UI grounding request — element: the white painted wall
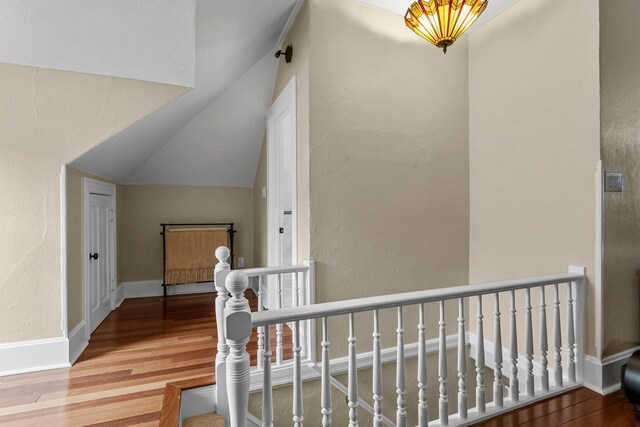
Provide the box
[71,0,296,187]
[0,0,196,87]
[127,51,279,187]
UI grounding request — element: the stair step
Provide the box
[184,413,225,427]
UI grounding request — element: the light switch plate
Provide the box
[261,186,267,199]
[605,171,624,192]
[237,257,245,268]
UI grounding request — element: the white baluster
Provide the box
[293,272,300,307]
[214,247,231,424]
[257,275,265,370]
[540,286,549,392]
[457,298,467,420]
[509,290,519,402]
[438,301,449,426]
[476,296,486,414]
[525,288,534,397]
[417,303,428,426]
[293,320,304,426]
[553,283,563,387]
[567,281,576,383]
[276,274,283,364]
[224,271,252,427]
[348,313,359,426]
[493,293,503,408]
[302,269,309,308]
[373,310,383,427]
[321,317,332,427]
[262,326,274,427]
[214,247,231,366]
[396,307,407,427]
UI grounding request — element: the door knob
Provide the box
[89,253,99,260]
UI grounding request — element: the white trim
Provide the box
[248,332,460,392]
[252,272,584,326]
[267,74,298,270]
[469,332,558,390]
[68,321,89,365]
[0,337,70,377]
[83,177,117,341]
[429,383,584,427]
[276,0,304,49]
[468,331,636,396]
[595,160,604,357]
[121,280,215,299]
[60,166,68,339]
[181,385,218,421]
[116,284,125,307]
[583,347,640,395]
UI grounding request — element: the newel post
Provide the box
[225,271,252,427]
[214,246,231,423]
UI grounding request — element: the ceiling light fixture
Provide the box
[405,0,488,54]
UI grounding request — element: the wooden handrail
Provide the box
[251,272,584,327]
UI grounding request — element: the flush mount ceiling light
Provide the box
[405,0,488,54]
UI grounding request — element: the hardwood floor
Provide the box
[0,292,290,426]
[2,293,639,426]
[473,388,640,426]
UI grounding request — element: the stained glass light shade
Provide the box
[405,0,488,53]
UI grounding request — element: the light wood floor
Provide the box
[0,292,289,426]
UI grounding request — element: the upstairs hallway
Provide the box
[0,292,290,426]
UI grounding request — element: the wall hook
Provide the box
[275,45,293,63]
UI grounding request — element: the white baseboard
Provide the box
[469,332,638,396]
[116,284,125,307]
[583,347,640,395]
[121,279,215,299]
[248,333,461,392]
[469,332,553,389]
[0,337,70,377]
[68,321,89,365]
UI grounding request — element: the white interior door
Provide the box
[88,193,113,333]
[267,76,297,310]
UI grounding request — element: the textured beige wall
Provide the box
[0,62,187,344]
[65,167,124,331]
[468,0,601,356]
[308,0,470,353]
[120,185,254,282]
[600,0,640,356]
[253,0,311,267]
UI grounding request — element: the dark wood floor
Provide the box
[0,292,290,426]
[474,387,640,426]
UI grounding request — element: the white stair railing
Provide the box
[213,247,315,426]
[241,262,316,365]
[214,247,232,425]
[218,261,585,427]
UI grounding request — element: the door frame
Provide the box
[83,177,117,341]
[267,75,298,269]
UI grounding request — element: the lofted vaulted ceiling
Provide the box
[69,0,297,187]
[37,0,518,188]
